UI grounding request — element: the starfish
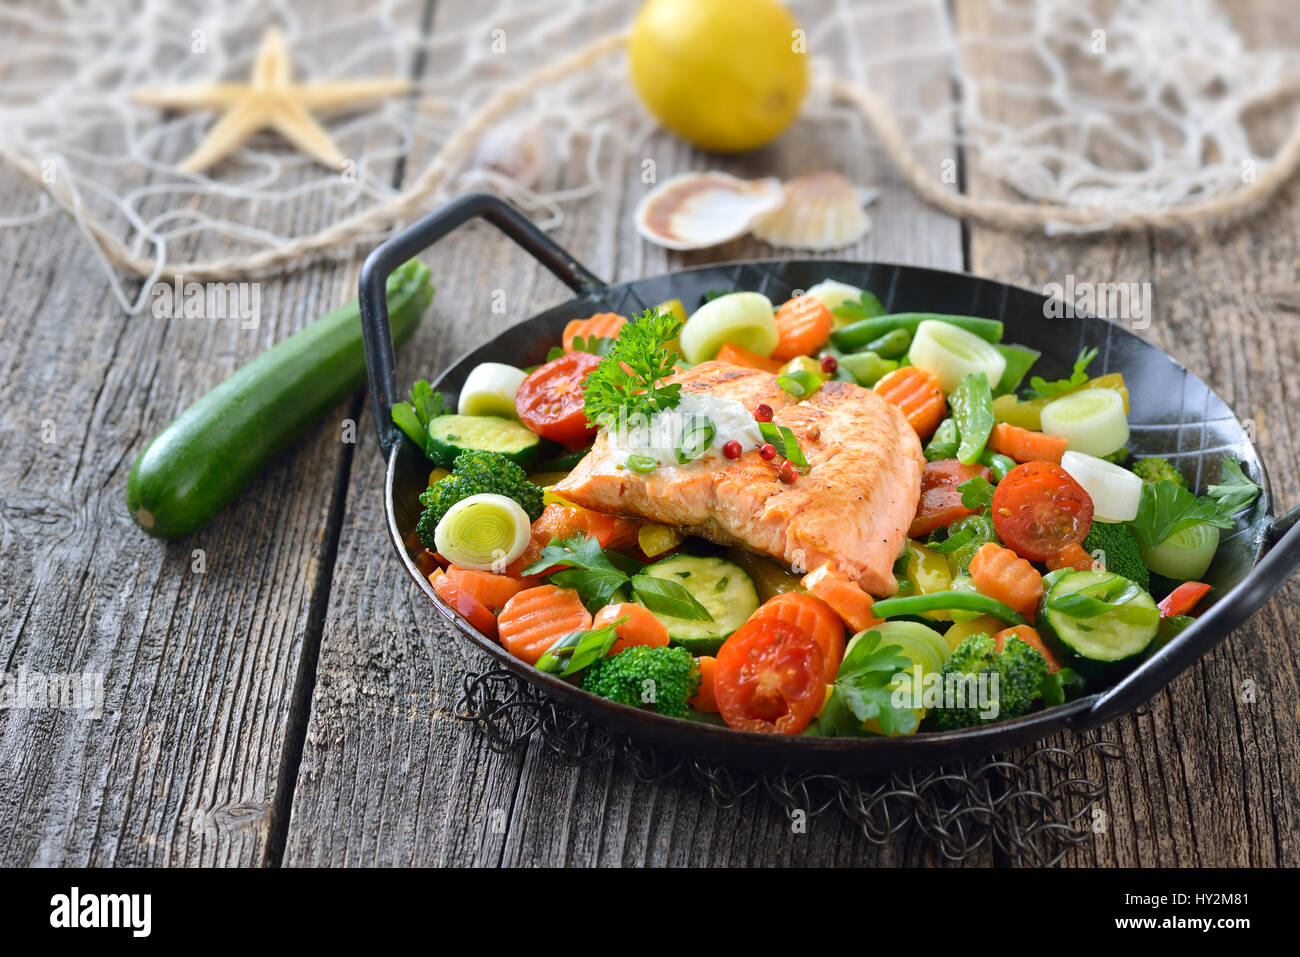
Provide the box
[133,26,411,173]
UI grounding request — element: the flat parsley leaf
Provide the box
[958,475,995,510]
[830,289,886,323]
[1206,458,1261,516]
[391,380,444,457]
[1127,480,1234,551]
[1025,346,1098,399]
[818,631,918,737]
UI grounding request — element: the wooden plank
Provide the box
[283,2,971,867]
[0,4,432,865]
[957,0,1300,867]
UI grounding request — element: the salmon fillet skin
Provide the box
[554,361,925,600]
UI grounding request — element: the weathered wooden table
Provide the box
[2,1,1297,867]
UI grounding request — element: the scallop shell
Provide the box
[751,173,872,250]
[635,172,785,250]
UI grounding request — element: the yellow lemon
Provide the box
[628,0,808,152]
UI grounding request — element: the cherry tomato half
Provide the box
[515,351,601,445]
[991,461,1094,562]
[714,618,826,735]
[908,459,993,538]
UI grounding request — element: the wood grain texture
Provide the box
[0,3,429,866]
[957,0,1300,867]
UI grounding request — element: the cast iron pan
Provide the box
[358,193,1300,773]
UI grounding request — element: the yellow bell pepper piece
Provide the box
[638,523,685,558]
[428,467,450,487]
[941,614,1004,652]
[902,541,954,621]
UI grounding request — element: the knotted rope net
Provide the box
[2,0,1297,313]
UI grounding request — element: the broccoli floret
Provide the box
[415,450,543,548]
[581,645,700,718]
[1081,521,1149,590]
[1131,456,1186,488]
[934,634,1048,729]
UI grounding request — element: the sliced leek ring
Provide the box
[1040,388,1129,457]
[1141,522,1220,581]
[433,493,530,571]
[1061,450,1142,523]
[679,292,778,363]
[458,362,527,419]
[907,320,1008,394]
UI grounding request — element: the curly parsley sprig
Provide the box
[582,308,684,429]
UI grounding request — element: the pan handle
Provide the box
[359,192,605,454]
[1071,503,1300,730]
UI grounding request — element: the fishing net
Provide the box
[1,0,1297,312]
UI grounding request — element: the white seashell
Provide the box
[471,120,546,189]
[635,172,785,251]
[751,173,872,250]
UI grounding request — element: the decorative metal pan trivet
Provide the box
[457,664,1121,866]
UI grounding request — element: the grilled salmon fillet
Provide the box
[555,361,925,613]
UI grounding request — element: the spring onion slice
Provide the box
[1039,388,1129,457]
[1060,450,1142,522]
[433,493,531,571]
[1140,522,1220,581]
[776,368,822,397]
[625,453,659,474]
[677,418,716,464]
[907,320,1008,394]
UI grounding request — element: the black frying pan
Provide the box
[358,193,1300,773]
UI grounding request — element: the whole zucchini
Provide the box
[126,259,434,538]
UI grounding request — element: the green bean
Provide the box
[861,327,912,359]
[830,312,1004,352]
[870,590,1028,626]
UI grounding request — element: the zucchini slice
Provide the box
[1038,570,1160,680]
[426,414,539,470]
[642,554,759,655]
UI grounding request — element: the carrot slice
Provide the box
[874,367,947,441]
[431,568,499,640]
[689,655,720,713]
[593,602,670,655]
[715,341,784,373]
[1046,542,1094,572]
[749,592,847,681]
[563,312,626,351]
[993,624,1060,673]
[771,294,833,361]
[444,565,529,613]
[497,585,592,664]
[802,566,883,634]
[969,542,1044,620]
[987,421,1069,465]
